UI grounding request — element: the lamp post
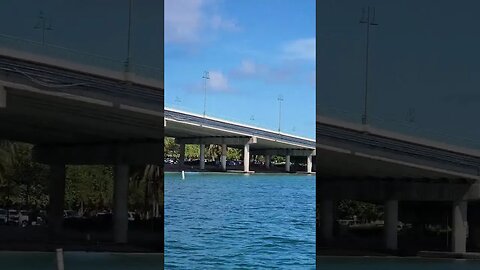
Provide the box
[359,6,378,125]
[125,0,133,72]
[277,95,284,132]
[202,71,210,117]
[33,11,53,45]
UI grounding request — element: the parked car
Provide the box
[128,212,135,221]
[18,210,29,227]
[8,209,19,225]
[0,209,7,224]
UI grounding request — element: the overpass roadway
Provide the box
[316,115,480,253]
[165,108,316,173]
[0,44,163,245]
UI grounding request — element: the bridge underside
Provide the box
[0,55,164,245]
[165,118,310,151]
[316,120,480,253]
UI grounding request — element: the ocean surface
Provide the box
[164,172,316,269]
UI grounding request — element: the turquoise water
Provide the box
[164,172,316,269]
[0,251,164,270]
[317,257,480,269]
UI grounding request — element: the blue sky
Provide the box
[165,0,316,139]
[318,0,480,149]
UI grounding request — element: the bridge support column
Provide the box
[178,143,185,168]
[307,154,313,173]
[221,144,227,171]
[320,199,334,243]
[243,143,250,172]
[0,86,5,108]
[200,144,205,170]
[113,164,129,244]
[265,155,271,169]
[384,199,398,251]
[452,200,468,253]
[48,164,66,240]
[285,155,291,172]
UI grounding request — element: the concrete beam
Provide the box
[32,142,163,165]
[317,178,476,202]
[250,148,315,157]
[175,136,256,146]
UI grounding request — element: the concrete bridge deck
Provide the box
[165,108,316,173]
[316,116,480,253]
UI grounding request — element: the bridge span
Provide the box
[0,36,163,245]
[317,116,480,253]
[165,108,316,173]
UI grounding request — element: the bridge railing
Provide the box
[318,105,480,151]
[0,34,162,83]
[167,102,315,143]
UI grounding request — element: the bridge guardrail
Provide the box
[0,34,162,82]
[318,105,480,151]
[165,109,316,149]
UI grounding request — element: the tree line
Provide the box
[0,141,163,218]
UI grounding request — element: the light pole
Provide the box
[33,11,53,45]
[359,6,378,125]
[277,95,284,132]
[125,0,133,72]
[202,71,210,117]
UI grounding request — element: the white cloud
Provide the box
[238,59,257,75]
[281,38,316,61]
[165,0,239,44]
[208,71,230,91]
[165,0,203,43]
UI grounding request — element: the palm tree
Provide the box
[0,141,16,206]
[130,164,163,219]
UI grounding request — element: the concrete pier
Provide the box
[244,143,250,172]
[200,144,205,170]
[48,164,66,240]
[452,200,468,253]
[320,199,334,242]
[113,164,129,244]
[179,143,185,167]
[221,144,227,171]
[384,199,398,251]
[307,154,313,173]
[285,155,291,172]
[265,155,271,169]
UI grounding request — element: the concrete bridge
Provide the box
[317,115,480,253]
[165,108,316,173]
[0,34,163,244]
